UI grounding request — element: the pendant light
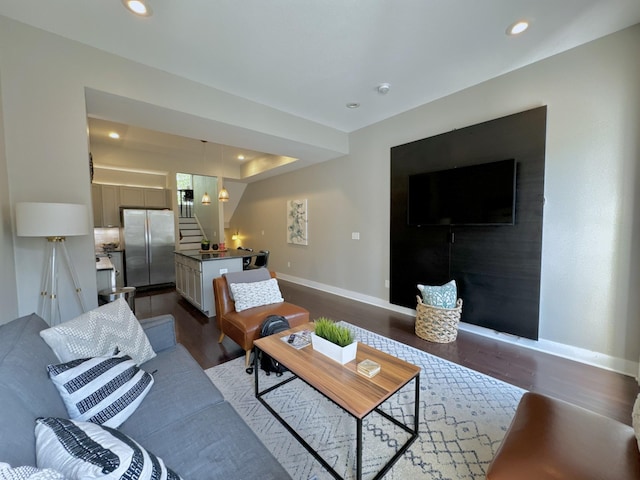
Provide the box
[218,145,230,202]
[201,140,211,205]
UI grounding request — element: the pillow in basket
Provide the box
[417,280,457,308]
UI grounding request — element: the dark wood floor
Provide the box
[135,280,638,426]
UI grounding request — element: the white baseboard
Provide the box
[276,272,639,379]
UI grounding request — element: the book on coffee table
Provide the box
[281,330,312,350]
[357,359,381,378]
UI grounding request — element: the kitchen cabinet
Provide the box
[144,188,168,207]
[120,186,170,208]
[119,186,145,207]
[92,186,171,227]
[175,255,203,311]
[92,184,121,227]
[174,253,243,317]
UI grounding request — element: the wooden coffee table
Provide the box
[253,323,421,480]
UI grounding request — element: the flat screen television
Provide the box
[407,159,516,226]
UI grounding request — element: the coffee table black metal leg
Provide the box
[357,418,363,479]
[254,346,259,396]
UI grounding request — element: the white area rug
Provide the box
[205,323,525,480]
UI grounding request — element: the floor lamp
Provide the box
[16,202,89,325]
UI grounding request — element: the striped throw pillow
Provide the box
[35,417,182,480]
[47,354,154,428]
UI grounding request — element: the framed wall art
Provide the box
[287,199,308,245]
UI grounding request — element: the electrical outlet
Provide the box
[261,230,265,236]
[219,268,228,274]
[287,262,291,268]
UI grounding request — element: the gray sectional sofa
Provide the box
[0,312,291,479]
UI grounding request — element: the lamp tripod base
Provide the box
[38,237,87,325]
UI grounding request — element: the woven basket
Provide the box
[415,295,463,343]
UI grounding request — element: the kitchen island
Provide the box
[174,249,264,317]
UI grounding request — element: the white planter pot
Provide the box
[311,333,357,365]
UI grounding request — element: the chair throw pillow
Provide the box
[35,417,182,480]
[224,269,271,300]
[229,278,284,312]
[0,463,64,480]
[47,354,154,428]
[40,297,156,366]
[417,280,457,308]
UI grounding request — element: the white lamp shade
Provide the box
[16,202,89,237]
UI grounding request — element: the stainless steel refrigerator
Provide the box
[122,209,175,288]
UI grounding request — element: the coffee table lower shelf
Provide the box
[253,347,420,480]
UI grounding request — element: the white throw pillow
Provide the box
[47,354,154,428]
[632,393,640,451]
[35,417,182,480]
[229,278,284,312]
[0,463,64,480]
[40,298,156,366]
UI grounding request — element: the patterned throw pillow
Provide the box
[229,278,284,312]
[0,463,64,480]
[224,269,271,300]
[40,298,156,366]
[35,418,182,480]
[47,354,154,428]
[417,280,457,308]
[632,394,640,451]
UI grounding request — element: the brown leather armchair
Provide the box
[213,271,309,367]
[487,392,640,479]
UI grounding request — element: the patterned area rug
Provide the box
[205,323,525,480]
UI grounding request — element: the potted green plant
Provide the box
[311,317,357,364]
[200,239,210,251]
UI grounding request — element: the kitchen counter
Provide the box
[96,256,114,271]
[174,251,248,317]
[174,249,265,262]
[96,256,116,293]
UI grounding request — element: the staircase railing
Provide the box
[193,214,208,241]
[178,189,194,218]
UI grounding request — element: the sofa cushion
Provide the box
[229,278,284,312]
[0,463,64,480]
[40,298,156,366]
[134,402,290,480]
[0,315,68,467]
[35,417,182,479]
[47,354,154,428]
[119,344,225,439]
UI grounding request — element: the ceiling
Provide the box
[2,1,639,178]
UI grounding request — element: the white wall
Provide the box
[0,16,346,325]
[231,25,640,374]
[0,72,18,321]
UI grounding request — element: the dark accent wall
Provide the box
[390,106,546,340]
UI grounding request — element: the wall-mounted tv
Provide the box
[407,159,517,226]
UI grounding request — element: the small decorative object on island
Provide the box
[200,239,210,251]
[311,317,357,364]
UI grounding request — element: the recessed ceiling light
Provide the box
[346,102,360,109]
[108,132,120,139]
[122,0,152,17]
[507,20,529,36]
[237,154,245,161]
